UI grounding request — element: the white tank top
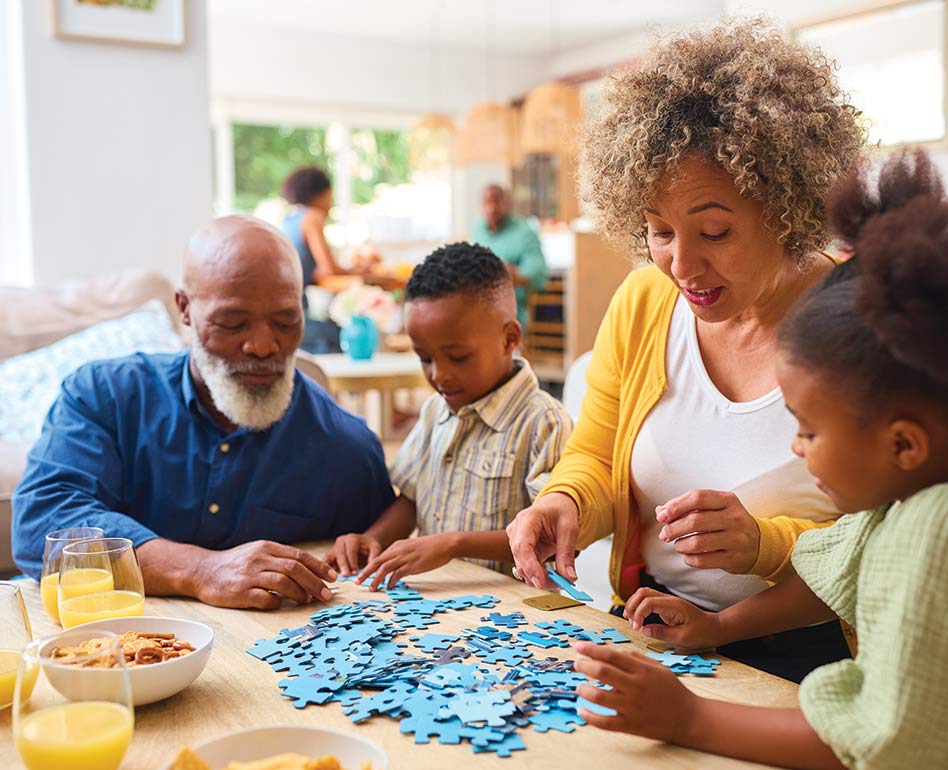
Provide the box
[631,296,836,611]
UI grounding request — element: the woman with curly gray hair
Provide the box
[507,19,866,682]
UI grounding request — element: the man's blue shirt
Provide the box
[12,350,395,578]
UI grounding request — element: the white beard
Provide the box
[190,338,296,431]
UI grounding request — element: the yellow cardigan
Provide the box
[539,265,834,602]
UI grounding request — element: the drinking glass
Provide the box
[0,581,33,709]
[14,631,134,770]
[40,527,105,625]
[58,538,145,629]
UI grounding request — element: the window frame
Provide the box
[791,0,948,150]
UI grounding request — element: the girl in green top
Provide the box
[573,148,948,770]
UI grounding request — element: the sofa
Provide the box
[0,270,327,577]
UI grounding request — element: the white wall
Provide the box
[4,0,213,287]
[0,1,32,286]
[209,21,551,120]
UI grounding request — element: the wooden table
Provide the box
[308,353,430,439]
[1,553,798,770]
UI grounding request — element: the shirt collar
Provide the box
[435,356,538,432]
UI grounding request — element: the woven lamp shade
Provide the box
[520,82,582,155]
[409,113,456,172]
[456,101,518,166]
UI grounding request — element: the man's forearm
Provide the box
[717,574,837,645]
[137,538,207,597]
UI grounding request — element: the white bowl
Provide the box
[40,616,213,706]
[161,726,389,770]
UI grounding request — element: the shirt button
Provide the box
[208,503,220,514]
[220,443,230,453]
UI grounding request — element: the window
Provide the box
[795,0,946,146]
[232,123,332,213]
[218,119,451,253]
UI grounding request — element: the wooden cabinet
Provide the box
[524,231,634,382]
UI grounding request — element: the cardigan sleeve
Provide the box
[538,275,628,549]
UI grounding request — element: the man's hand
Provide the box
[623,587,724,649]
[656,490,761,574]
[357,534,458,590]
[573,641,699,742]
[506,492,580,589]
[189,540,337,609]
[324,533,383,577]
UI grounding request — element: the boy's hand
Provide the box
[623,588,723,649]
[573,641,699,742]
[357,535,456,590]
[324,534,383,577]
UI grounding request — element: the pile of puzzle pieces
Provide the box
[246,577,719,757]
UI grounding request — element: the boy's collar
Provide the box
[436,356,537,431]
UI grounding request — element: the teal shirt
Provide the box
[471,215,548,329]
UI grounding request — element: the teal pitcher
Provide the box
[340,315,379,360]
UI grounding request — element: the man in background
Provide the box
[471,185,548,330]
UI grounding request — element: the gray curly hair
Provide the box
[581,18,868,264]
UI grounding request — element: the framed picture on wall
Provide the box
[51,0,185,49]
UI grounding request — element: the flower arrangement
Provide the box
[328,282,401,334]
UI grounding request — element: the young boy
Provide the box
[325,242,571,586]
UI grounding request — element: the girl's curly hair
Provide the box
[581,18,868,264]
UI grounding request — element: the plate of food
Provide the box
[39,615,213,705]
[165,726,388,770]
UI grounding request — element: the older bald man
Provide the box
[12,216,394,609]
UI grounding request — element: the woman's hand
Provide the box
[324,534,382,577]
[623,588,724,649]
[574,641,699,742]
[505,492,580,589]
[356,535,457,590]
[657,490,761,574]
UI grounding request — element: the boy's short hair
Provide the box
[406,242,511,304]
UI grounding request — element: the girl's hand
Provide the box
[623,588,724,649]
[324,534,382,577]
[573,641,699,742]
[357,535,456,590]
[657,490,761,574]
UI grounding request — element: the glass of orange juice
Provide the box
[58,538,145,630]
[14,631,134,770]
[40,527,106,625]
[0,581,34,709]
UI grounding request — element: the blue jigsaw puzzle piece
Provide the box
[395,611,442,630]
[409,633,460,653]
[529,706,586,733]
[440,594,500,610]
[467,625,512,641]
[438,690,516,726]
[247,636,296,661]
[580,627,631,645]
[476,646,534,666]
[472,732,526,758]
[279,673,347,708]
[518,631,570,649]
[544,568,593,601]
[343,681,416,723]
[482,612,527,628]
[534,619,586,638]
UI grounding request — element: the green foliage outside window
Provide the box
[349,128,411,205]
[232,123,332,213]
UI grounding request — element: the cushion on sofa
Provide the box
[0,269,179,361]
[0,299,182,446]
